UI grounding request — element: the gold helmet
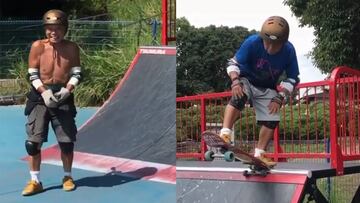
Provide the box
[260,16,289,42]
[43,9,68,31]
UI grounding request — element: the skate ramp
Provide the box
[74,48,176,165]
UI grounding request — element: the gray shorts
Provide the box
[229,77,280,121]
[25,105,77,143]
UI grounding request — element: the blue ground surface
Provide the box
[0,106,175,203]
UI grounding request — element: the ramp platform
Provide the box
[177,160,360,203]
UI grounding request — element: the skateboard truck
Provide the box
[205,150,235,162]
[243,165,270,177]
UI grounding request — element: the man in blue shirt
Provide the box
[220,16,300,167]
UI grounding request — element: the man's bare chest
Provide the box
[39,48,72,68]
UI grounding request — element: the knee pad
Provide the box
[257,120,279,130]
[25,140,41,156]
[229,94,248,111]
[59,142,74,154]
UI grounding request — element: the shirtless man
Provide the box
[22,9,82,196]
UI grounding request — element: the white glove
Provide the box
[54,87,71,102]
[41,89,58,108]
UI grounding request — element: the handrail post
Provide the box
[329,70,343,175]
[273,126,280,161]
[161,0,168,45]
[200,97,206,160]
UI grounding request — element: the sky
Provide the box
[176,0,327,83]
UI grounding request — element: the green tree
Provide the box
[284,0,360,73]
[176,17,256,96]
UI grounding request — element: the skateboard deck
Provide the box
[202,131,271,177]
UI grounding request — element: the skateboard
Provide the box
[202,131,271,177]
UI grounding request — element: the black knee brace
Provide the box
[25,140,41,156]
[59,142,74,154]
[229,94,248,111]
[257,120,279,129]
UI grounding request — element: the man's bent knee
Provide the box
[59,142,74,154]
[25,140,41,156]
[258,121,279,130]
[229,94,248,111]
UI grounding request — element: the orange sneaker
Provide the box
[62,176,76,191]
[220,133,231,144]
[257,154,277,168]
[22,180,43,196]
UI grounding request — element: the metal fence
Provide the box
[0,18,161,78]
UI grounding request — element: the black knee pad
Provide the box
[59,142,74,154]
[229,94,248,111]
[257,120,279,129]
[25,140,41,156]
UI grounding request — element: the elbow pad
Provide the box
[226,58,240,75]
[279,78,298,94]
[28,68,43,90]
[67,66,82,86]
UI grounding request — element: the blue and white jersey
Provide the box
[234,34,299,89]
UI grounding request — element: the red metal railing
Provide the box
[161,0,176,45]
[176,66,360,175]
[329,66,360,174]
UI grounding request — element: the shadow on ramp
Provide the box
[45,167,157,192]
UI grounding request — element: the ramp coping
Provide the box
[176,166,311,177]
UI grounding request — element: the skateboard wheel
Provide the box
[243,170,250,177]
[260,171,267,177]
[224,151,234,162]
[205,151,215,161]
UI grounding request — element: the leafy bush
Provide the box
[74,44,136,106]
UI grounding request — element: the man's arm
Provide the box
[28,40,58,107]
[28,41,46,93]
[66,43,81,92]
[279,45,300,97]
[227,58,240,81]
[55,43,82,102]
[226,57,245,98]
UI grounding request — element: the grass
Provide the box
[0,79,26,96]
[315,173,360,203]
